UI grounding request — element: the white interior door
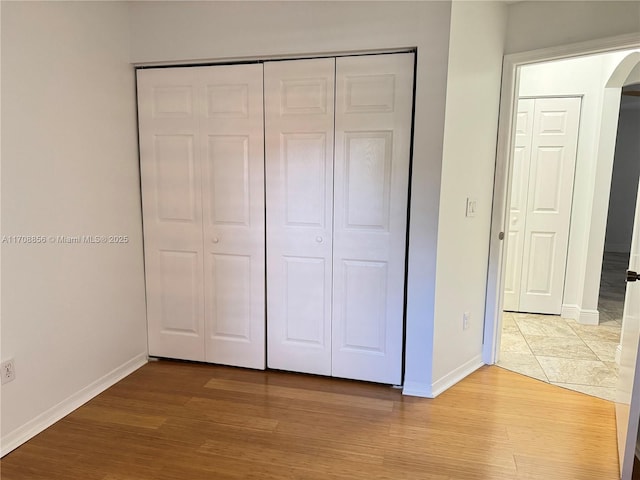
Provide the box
[331,53,414,384]
[617,176,640,479]
[503,99,534,312]
[265,58,336,375]
[200,64,265,369]
[518,97,581,314]
[138,67,206,361]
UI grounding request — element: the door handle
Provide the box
[212,237,219,244]
[627,270,639,282]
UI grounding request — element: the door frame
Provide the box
[135,50,418,384]
[482,32,640,365]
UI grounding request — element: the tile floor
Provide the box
[497,252,628,402]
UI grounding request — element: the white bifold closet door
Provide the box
[264,58,336,376]
[504,99,535,312]
[332,54,413,384]
[265,53,414,384]
[138,64,266,368]
[504,97,581,315]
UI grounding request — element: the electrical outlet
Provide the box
[1,359,16,385]
[463,312,471,330]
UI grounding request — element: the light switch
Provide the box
[466,198,477,217]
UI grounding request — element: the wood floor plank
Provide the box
[204,377,396,412]
[0,361,620,479]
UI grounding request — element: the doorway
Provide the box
[487,48,640,402]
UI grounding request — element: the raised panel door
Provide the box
[265,58,335,375]
[200,64,265,369]
[332,53,414,384]
[504,99,534,311]
[519,97,581,314]
[138,67,206,361]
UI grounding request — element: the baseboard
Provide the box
[561,304,580,321]
[0,352,147,457]
[402,381,435,398]
[562,304,600,325]
[430,354,484,398]
[578,309,600,325]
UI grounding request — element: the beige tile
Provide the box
[514,316,578,338]
[551,382,616,402]
[605,361,620,375]
[524,335,597,360]
[583,340,619,362]
[497,352,548,382]
[512,312,543,321]
[536,356,617,387]
[569,323,621,343]
[501,314,520,333]
[500,331,532,354]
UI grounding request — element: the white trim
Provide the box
[0,353,147,457]
[561,304,581,321]
[506,33,640,67]
[132,47,417,68]
[402,381,434,398]
[578,309,600,326]
[430,355,484,398]
[483,32,640,368]
[482,56,519,366]
[617,344,623,365]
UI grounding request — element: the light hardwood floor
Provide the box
[0,360,620,479]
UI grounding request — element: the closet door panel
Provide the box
[519,97,581,314]
[332,53,414,384]
[265,58,335,375]
[138,68,206,361]
[201,64,266,369]
[504,99,535,312]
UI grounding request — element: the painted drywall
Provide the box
[605,93,640,253]
[431,1,506,391]
[506,1,640,55]
[433,2,506,394]
[1,1,148,453]
[518,50,639,324]
[581,52,640,322]
[129,0,452,396]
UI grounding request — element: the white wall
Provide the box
[129,0,452,396]
[582,52,640,322]
[605,93,640,253]
[1,2,148,455]
[506,1,640,55]
[518,50,639,324]
[431,1,506,393]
